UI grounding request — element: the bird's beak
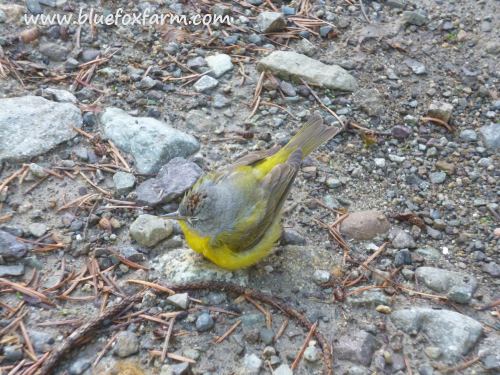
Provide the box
[161,211,187,221]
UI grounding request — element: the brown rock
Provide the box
[340,210,390,240]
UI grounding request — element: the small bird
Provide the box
[164,115,338,270]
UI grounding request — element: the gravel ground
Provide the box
[0,0,499,374]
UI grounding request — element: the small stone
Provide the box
[113,171,136,195]
[390,229,416,249]
[28,223,47,237]
[279,81,296,97]
[274,364,293,375]
[340,210,390,240]
[335,330,379,366]
[394,249,412,266]
[68,358,91,375]
[479,123,500,150]
[304,344,321,362]
[376,305,392,314]
[257,12,286,33]
[186,56,206,69]
[427,101,453,123]
[39,42,69,61]
[404,59,426,75]
[326,177,342,188]
[281,229,306,245]
[195,312,214,332]
[193,75,219,92]
[171,362,190,375]
[416,267,478,303]
[259,328,274,345]
[212,94,230,108]
[482,262,500,278]
[3,345,23,362]
[402,10,427,26]
[114,331,139,358]
[313,270,330,284]
[0,264,25,277]
[374,158,386,168]
[167,293,190,310]
[391,125,411,139]
[429,171,446,184]
[129,214,173,247]
[354,88,384,117]
[0,230,28,259]
[242,353,262,374]
[205,54,233,77]
[435,160,455,174]
[424,346,441,360]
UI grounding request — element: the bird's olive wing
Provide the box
[229,145,281,168]
[213,150,302,252]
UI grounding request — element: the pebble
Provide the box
[135,158,202,207]
[427,101,453,123]
[394,249,412,266]
[113,171,136,195]
[404,59,426,75]
[3,345,23,362]
[335,330,379,366]
[281,229,306,245]
[391,308,482,361]
[242,353,262,374]
[256,12,286,33]
[205,53,233,77]
[68,358,91,375]
[429,171,446,184]
[376,305,392,314]
[0,264,25,277]
[391,125,411,139]
[114,331,139,357]
[390,228,416,249]
[212,94,230,108]
[129,214,173,247]
[167,293,190,310]
[259,328,274,345]
[195,312,214,332]
[28,223,48,237]
[304,343,321,362]
[402,10,428,26]
[193,75,219,92]
[326,177,342,188]
[313,270,330,284]
[374,158,386,168]
[0,230,28,259]
[340,210,390,240]
[274,364,293,375]
[39,42,69,61]
[479,123,500,150]
[482,262,500,278]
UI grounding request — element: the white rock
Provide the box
[205,54,233,77]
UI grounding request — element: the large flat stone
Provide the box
[0,96,82,162]
[257,51,357,92]
[100,108,199,174]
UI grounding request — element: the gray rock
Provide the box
[100,107,199,174]
[135,158,202,207]
[340,210,390,240]
[415,267,478,303]
[171,362,190,375]
[348,290,390,307]
[482,262,500,278]
[205,54,233,77]
[391,308,482,362]
[0,230,28,259]
[39,0,67,6]
[279,81,296,97]
[335,330,379,366]
[374,158,386,168]
[129,214,173,247]
[478,333,500,372]
[114,331,139,357]
[157,247,249,285]
[295,38,317,57]
[404,59,426,75]
[390,228,416,249]
[28,223,47,237]
[186,56,206,69]
[30,330,55,352]
[304,344,321,362]
[274,364,293,375]
[429,171,446,184]
[354,88,384,116]
[193,75,219,92]
[68,358,91,375]
[0,264,25,277]
[167,293,190,310]
[195,312,214,332]
[3,345,23,362]
[281,228,306,245]
[428,101,454,123]
[326,177,342,188]
[394,249,412,266]
[386,0,406,8]
[256,12,286,33]
[459,129,477,142]
[402,11,427,26]
[113,171,136,195]
[479,123,500,150]
[0,9,6,23]
[241,353,262,374]
[313,270,330,284]
[258,51,357,92]
[0,96,82,162]
[415,247,441,260]
[391,125,412,139]
[347,366,370,375]
[43,88,78,104]
[39,42,69,61]
[213,94,230,108]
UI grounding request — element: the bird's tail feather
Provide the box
[283,114,338,158]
